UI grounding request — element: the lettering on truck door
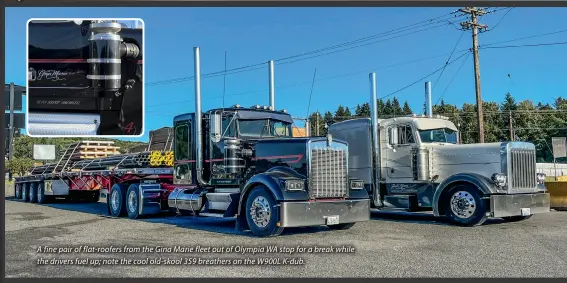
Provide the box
[386,124,416,180]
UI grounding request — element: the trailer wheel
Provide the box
[15,184,22,199]
[108,184,128,217]
[126,184,142,219]
[37,182,48,204]
[22,183,30,202]
[245,186,284,237]
[327,222,356,230]
[443,184,488,227]
[502,215,533,222]
[29,183,38,203]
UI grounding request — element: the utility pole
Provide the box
[315,111,320,136]
[8,82,15,160]
[508,110,514,141]
[459,7,488,143]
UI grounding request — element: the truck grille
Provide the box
[309,143,348,199]
[508,148,537,190]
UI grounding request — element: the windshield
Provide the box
[238,119,292,138]
[418,128,458,144]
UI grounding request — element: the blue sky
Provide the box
[5,7,567,142]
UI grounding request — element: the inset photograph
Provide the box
[26,18,144,137]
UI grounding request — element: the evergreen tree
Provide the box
[402,101,413,115]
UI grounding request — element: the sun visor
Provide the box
[236,111,293,124]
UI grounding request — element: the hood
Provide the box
[423,142,503,180]
[252,137,347,177]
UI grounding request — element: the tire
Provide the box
[108,184,128,217]
[327,222,356,230]
[29,183,38,203]
[37,182,48,204]
[126,184,141,219]
[443,184,488,227]
[245,186,284,237]
[502,215,533,222]
[15,184,22,199]
[22,183,30,202]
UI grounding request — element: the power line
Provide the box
[435,52,471,106]
[143,12,472,88]
[486,8,514,32]
[380,51,471,100]
[432,31,466,91]
[481,41,567,49]
[146,50,468,109]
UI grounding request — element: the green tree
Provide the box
[402,101,413,115]
[308,111,325,137]
[6,157,35,176]
[392,97,402,117]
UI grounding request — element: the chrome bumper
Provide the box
[490,193,550,218]
[280,199,370,228]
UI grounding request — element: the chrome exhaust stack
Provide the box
[194,47,206,185]
[268,60,275,111]
[167,188,203,214]
[369,73,382,206]
[425,81,432,117]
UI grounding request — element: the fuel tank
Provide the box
[27,20,143,135]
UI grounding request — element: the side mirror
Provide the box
[389,127,398,146]
[210,113,222,142]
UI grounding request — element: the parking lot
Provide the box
[4,183,567,278]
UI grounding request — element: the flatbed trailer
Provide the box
[14,145,175,215]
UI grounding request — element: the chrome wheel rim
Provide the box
[450,191,476,219]
[249,196,271,228]
[111,190,120,211]
[128,190,137,213]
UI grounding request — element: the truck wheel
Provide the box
[22,183,30,202]
[29,183,38,203]
[443,184,488,227]
[327,222,356,230]
[245,186,284,237]
[37,182,48,204]
[502,215,532,222]
[108,184,128,217]
[15,184,22,199]
[126,184,142,219]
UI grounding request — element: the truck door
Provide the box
[385,124,416,180]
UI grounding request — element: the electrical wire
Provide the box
[380,51,471,100]
[434,51,471,106]
[432,31,466,91]
[144,12,471,87]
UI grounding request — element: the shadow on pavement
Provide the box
[5,196,335,238]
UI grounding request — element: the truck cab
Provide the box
[329,114,551,226]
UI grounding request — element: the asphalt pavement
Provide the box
[4,184,567,278]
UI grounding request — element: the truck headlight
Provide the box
[283,179,305,191]
[536,173,546,184]
[350,180,364,190]
[491,173,507,187]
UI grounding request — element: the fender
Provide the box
[236,166,310,230]
[432,172,498,216]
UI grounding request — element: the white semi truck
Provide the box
[328,73,551,226]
